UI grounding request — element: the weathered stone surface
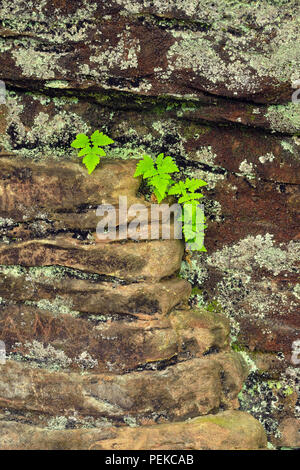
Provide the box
[0,157,140,214]
[0,410,267,450]
[276,418,300,449]
[1,91,299,179]
[0,0,299,448]
[195,233,300,358]
[0,305,178,374]
[0,237,184,281]
[0,354,248,422]
[169,307,230,356]
[0,0,299,103]
[0,268,191,317]
[0,157,143,233]
[238,370,299,444]
[0,420,114,450]
[0,302,230,374]
[92,410,267,451]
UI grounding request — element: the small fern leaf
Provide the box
[82,153,100,174]
[157,155,179,175]
[134,155,156,178]
[71,134,90,149]
[91,130,114,147]
[185,178,208,191]
[178,193,204,204]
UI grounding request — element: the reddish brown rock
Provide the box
[92,410,267,451]
[0,305,178,374]
[0,1,298,103]
[0,0,299,449]
[0,303,229,374]
[169,307,230,356]
[0,300,233,374]
[0,420,114,450]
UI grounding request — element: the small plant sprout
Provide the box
[134,153,179,203]
[170,179,207,252]
[71,130,114,174]
[134,154,208,251]
[70,132,208,252]
[168,178,207,203]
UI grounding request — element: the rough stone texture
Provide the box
[0,269,191,317]
[276,418,300,448]
[0,0,298,448]
[0,0,299,104]
[0,354,248,422]
[0,410,267,450]
[0,151,260,448]
[0,237,184,281]
[92,410,267,451]
[0,304,230,374]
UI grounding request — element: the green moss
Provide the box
[206,299,223,314]
[231,342,245,352]
[191,413,239,430]
[183,123,211,141]
[190,287,203,296]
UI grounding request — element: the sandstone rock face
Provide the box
[0,236,184,281]
[0,0,298,448]
[276,418,300,449]
[0,353,247,422]
[92,410,267,451]
[0,156,265,449]
[0,411,267,450]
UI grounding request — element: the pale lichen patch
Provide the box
[207,234,300,277]
[266,103,300,134]
[259,153,275,164]
[194,146,217,166]
[238,160,255,178]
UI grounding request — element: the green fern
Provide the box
[134,155,207,251]
[134,153,179,202]
[71,130,114,174]
[169,178,207,251]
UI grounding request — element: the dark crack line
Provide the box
[3,83,296,139]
